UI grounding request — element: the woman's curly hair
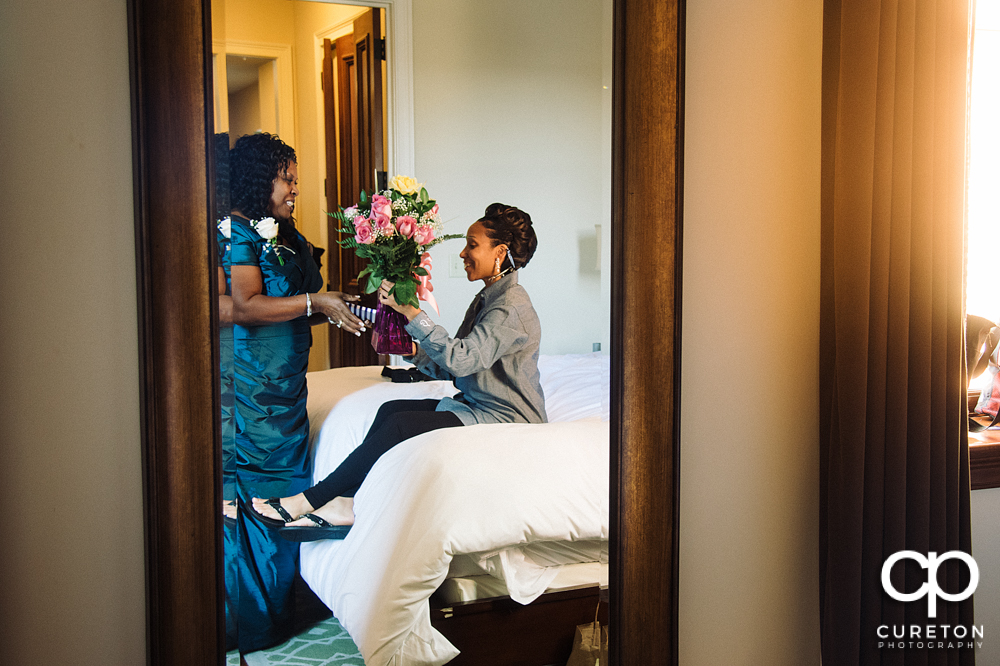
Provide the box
[229,132,297,223]
[213,133,230,224]
[478,203,538,269]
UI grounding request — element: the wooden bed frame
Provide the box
[430,584,609,666]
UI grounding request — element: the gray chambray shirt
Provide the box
[404,271,547,425]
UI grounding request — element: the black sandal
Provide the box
[244,497,298,529]
[279,513,352,542]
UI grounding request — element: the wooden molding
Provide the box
[127,0,223,663]
[971,441,1000,490]
[609,0,684,664]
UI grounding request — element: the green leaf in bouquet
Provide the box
[387,239,413,264]
[421,233,464,250]
[358,265,373,281]
[413,266,428,277]
[365,270,382,294]
[359,190,368,203]
[394,278,419,309]
[419,187,429,204]
[337,233,358,250]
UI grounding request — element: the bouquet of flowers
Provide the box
[330,175,461,353]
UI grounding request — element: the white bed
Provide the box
[301,354,610,666]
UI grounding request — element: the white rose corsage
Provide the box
[250,217,284,265]
[217,216,231,239]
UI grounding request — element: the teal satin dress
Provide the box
[218,222,239,651]
[230,214,323,652]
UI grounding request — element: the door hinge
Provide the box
[378,38,386,61]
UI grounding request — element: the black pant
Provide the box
[302,399,463,509]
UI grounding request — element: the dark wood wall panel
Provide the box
[610,0,684,664]
[127,0,222,663]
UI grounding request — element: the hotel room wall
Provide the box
[411,0,612,356]
[0,0,145,663]
[258,60,278,134]
[228,79,264,139]
[972,488,1000,663]
[680,0,823,663]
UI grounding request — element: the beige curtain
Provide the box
[820,0,974,663]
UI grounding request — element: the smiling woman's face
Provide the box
[459,221,505,283]
[268,161,298,221]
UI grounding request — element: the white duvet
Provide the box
[301,354,610,666]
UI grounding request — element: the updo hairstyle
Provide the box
[478,203,538,269]
[229,132,297,222]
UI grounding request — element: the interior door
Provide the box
[323,7,386,368]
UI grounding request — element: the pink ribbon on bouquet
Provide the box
[414,252,440,315]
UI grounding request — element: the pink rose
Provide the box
[413,224,435,245]
[355,224,374,245]
[352,215,368,230]
[371,194,393,220]
[373,214,394,236]
[430,204,439,216]
[395,215,417,238]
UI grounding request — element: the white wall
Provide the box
[0,0,145,663]
[972,488,1000,663]
[680,1,823,663]
[411,0,611,355]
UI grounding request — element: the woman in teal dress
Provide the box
[213,132,241,651]
[228,133,365,652]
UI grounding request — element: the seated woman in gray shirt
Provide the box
[251,203,546,540]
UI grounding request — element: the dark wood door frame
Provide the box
[127,0,222,662]
[126,0,685,663]
[324,26,383,369]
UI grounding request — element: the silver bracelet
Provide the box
[305,293,312,317]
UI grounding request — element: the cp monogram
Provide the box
[881,551,979,618]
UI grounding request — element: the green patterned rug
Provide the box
[227,616,363,666]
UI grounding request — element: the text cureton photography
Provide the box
[877,624,984,650]
[877,550,985,651]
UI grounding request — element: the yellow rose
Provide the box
[389,174,422,195]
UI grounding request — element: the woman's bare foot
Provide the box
[222,500,237,520]
[251,493,314,522]
[285,496,355,528]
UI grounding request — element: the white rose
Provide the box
[217,217,231,239]
[253,217,278,240]
[389,174,422,195]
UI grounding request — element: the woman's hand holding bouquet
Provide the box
[311,291,366,334]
